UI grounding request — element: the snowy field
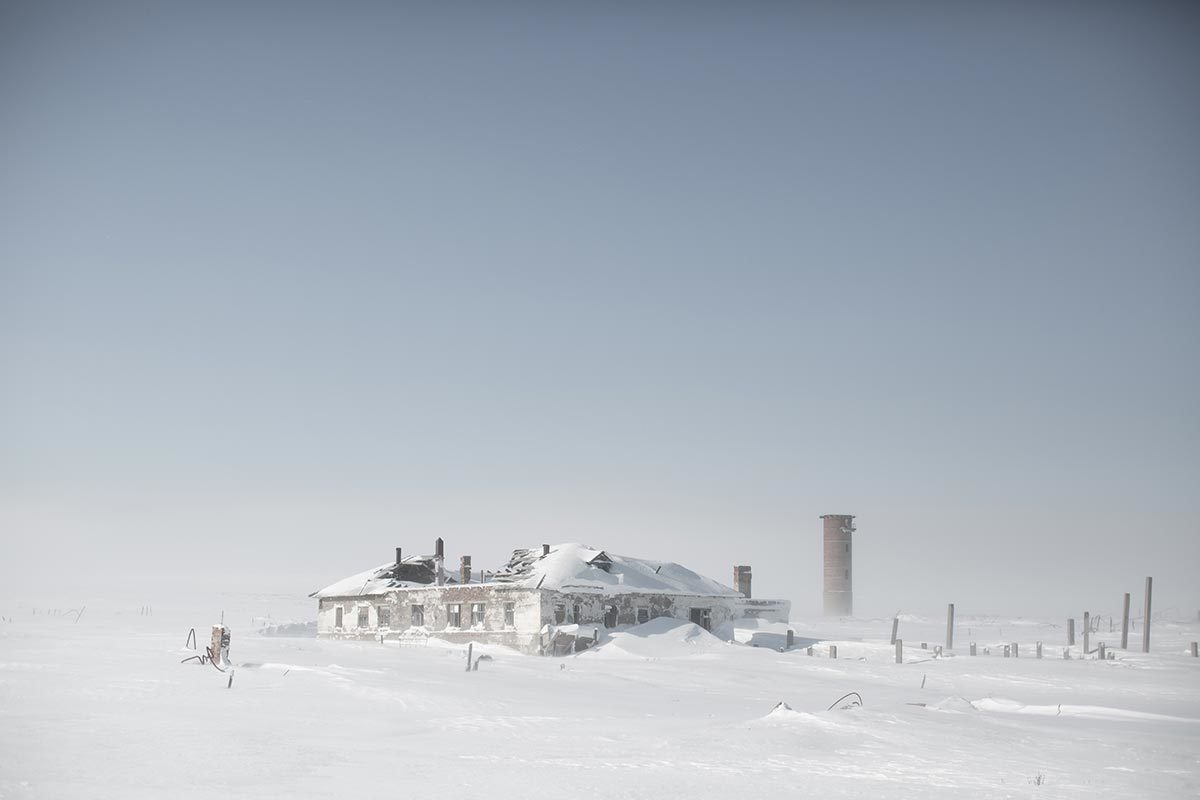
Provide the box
[2,594,1198,799]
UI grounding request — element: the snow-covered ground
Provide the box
[1,595,1197,799]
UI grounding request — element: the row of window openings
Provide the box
[333,603,515,629]
[553,605,711,630]
[332,604,713,631]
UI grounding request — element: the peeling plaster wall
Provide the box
[317,585,543,653]
[540,591,789,630]
[317,586,790,653]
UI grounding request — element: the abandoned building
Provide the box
[311,540,790,654]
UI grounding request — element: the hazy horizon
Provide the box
[3,2,1198,620]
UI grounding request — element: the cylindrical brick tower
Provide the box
[821,514,855,616]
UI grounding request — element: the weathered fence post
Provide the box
[946,603,954,650]
[1142,577,1153,653]
[1098,642,1106,660]
[786,630,795,649]
[895,639,903,664]
[1190,642,1198,658]
[1121,592,1131,650]
[466,642,473,672]
[1083,612,1090,654]
[1067,618,1075,646]
[1036,641,1043,659]
[890,617,899,645]
[829,645,837,659]
[1011,642,1019,658]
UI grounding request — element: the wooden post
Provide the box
[890,617,899,645]
[1142,577,1152,654]
[1098,642,1106,660]
[895,639,903,664]
[1083,612,1090,654]
[969,642,977,656]
[1121,592,1131,650]
[1190,641,1197,658]
[1036,641,1043,659]
[466,642,473,672]
[1067,618,1075,645]
[1011,642,1018,658]
[946,603,954,650]
[829,645,837,659]
[786,629,794,649]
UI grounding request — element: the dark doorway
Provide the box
[334,606,344,629]
[604,604,618,628]
[689,608,711,631]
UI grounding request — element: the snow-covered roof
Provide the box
[310,554,453,598]
[312,543,742,599]
[492,543,741,597]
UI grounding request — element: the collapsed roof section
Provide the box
[491,543,741,597]
[310,554,453,598]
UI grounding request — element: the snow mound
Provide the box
[928,696,976,713]
[754,701,838,728]
[596,618,725,658]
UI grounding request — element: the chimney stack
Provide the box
[395,547,403,578]
[435,538,445,585]
[542,544,550,556]
[395,547,402,565]
[460,555,472,585]
[733,565,752,598]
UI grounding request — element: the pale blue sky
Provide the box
[2,2,1197,617]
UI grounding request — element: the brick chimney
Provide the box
[733,565,752,599]
[435,537,445,586]
[394,547,402,579]
[542,544,550,556]
[460,555,472,585]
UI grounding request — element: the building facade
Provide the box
[312,542,790,654]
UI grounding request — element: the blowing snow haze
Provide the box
[2,2,1198,620]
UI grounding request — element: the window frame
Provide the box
[446,603,462,628]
